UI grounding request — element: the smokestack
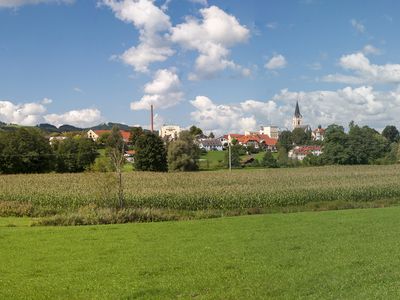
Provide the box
[151,104,154,132]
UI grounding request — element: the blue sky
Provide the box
[1,0,400,133]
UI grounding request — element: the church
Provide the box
[292,101,311,131]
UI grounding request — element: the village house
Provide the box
[259,125,279,139]
[312,126,325,141]
[198,139,224,151]
[288,145,323,161]
[87,129,131,143]
[159,125,181,141]
[228,133,278,151]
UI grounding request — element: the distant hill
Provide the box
[89,122,132,131]
[37,123,59,133]
[59,124,83,132]
[1,121,146,134]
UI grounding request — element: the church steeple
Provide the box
[292,101,303,129]
[294,101,302,118]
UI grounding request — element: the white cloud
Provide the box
[0,99,49,126]
[323,52,400,85]
[190,86,400,133]
[362,44,381,55]
[189,0,207,5]
[170,5,249,79]
[190,96,282,134]
[351,19,365,33]
[44,109,102,127]
[265,54,287,70]
[101,0,174,72]
[130,68,184,110]
[0,98,102,127]
[0,0,73,8]
[271,86,398,129]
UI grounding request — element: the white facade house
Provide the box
[288,146,323,161]
[312,126,325,141]
[198,139,224,151]
[159,125,181,141]
[259,126,279,139]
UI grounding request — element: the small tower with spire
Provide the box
[292,101,303,129]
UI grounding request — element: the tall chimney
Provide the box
[150,104,154,132]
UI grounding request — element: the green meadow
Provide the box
[2,207,400,299]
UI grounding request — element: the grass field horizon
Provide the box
[2,206,400,299]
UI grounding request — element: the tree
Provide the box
[382,125,400,143]
[129,127,144,146]
[106,126,126,208]
[278,131,293,152]
[292,127,311,145]
[224,144,241,168]
[97,132,110,146]
[189,125,203,136]
[167,131,200,171]
[209,132,215,139]
[261,150,278,168]
[0,128,54,174]
[321,124,350,165]
[347,124,388,164]
[277,147,289,167]
[135,132,168,172]
[54,137,98,172]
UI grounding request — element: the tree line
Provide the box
[0,128,98,174]
[0,122,399,174]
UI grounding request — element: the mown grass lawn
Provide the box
[2,207,400,299]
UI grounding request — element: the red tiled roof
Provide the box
[94,130,131,141]
[229,134,244,138]
[234,134,277,146]
[293,145,322,155]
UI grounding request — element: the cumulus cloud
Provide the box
[323,52,400,85]
[0,0,74,8]
[44,109,102,127]
[130,69,184,110]
[190,96,282,134]
[190,86,400,133]
[170,5,250,80]
[102,0,174,72]
[265,54,287,70]
[0,99,49,126]
[0,98,102,127]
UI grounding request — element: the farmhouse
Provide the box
[228,133,277,151]
[87,129,131,143]
[198,139,224,151]
[288,145,323,161]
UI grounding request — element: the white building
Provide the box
[259,125,279,139]
[312,126,326,141]
[288,146,323,161]
[159,125,181,141]
[198,139,224,151]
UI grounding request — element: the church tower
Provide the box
[292,101,303,129]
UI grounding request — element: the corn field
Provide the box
[1,165,400,213]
